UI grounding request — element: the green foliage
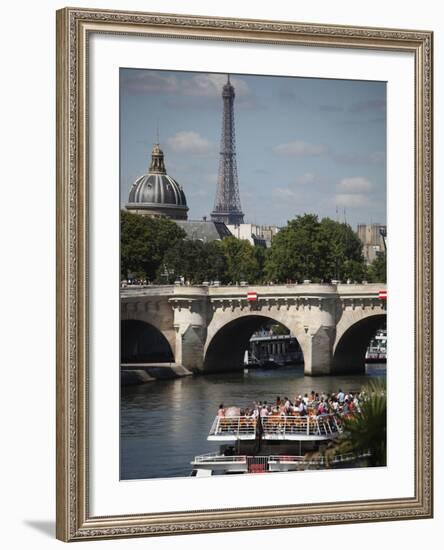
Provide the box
[264,214,366,283]
[120,211,385,286]
[341,379,386,466]
[319,218,366,281]
[159,239,227,284]
[367,252,387,283]
[120,211,185,280]
[219,237,263,284]
[324,379,387,467]
[264,214,322,282]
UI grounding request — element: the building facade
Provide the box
[356,223,387,264]
[226,223,281,248]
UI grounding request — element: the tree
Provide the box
[318,379,387,468]
[159,239,227,284]
[120,211,185,280]
[264,214,324,282]
[318,218,366,281]
[339,378,386,466]
[367,252,387,283]
[264,214,366,283]
[219,236,262,284]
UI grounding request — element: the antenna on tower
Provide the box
[156,120,160,144]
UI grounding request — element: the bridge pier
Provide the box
[170,291,209,372]
[302,326,335,376]
[121,284,387,376]
[174,324,207,372]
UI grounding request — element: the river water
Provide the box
[120,364,386,480]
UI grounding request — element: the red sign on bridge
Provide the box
[247,291,258,302]
[379,290,387,299]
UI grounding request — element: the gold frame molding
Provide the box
[56,7,433,542]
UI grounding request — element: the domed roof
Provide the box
[128,173,187,206]
[126,143,188,219]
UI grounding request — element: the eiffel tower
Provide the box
[210,75,245,225]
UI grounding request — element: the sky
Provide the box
[120,69,386,229]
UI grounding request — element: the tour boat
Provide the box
[365,329,387,363]
[190,411,367,476]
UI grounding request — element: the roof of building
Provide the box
[127,173,187,207]
[126,144,188,213]
[175,220,232,242]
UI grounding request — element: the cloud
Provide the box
[368,151,386,164]
[167,131,214,155]
[337,177,372,193]
[122,70,251,98]
[349,99,386,113]
[335,194,370,207]
[183,74,250,98]
[295,172,317,185]
[272,140,328,157]
[273,187,300,200]
[122,72,179,94]
[334,151,386,166]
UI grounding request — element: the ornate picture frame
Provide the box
[56,7,433,541]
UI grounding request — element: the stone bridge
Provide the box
[121,283,386,376]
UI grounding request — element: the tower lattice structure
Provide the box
[210,75,244,225]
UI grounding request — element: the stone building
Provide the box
[125,143,189,220]
[125,142,234,242]
[356,223,387,264]
[226,223,281,248]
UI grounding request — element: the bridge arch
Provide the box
[332,313,386,373]
[203,314,307,373]
[121,319,174,363]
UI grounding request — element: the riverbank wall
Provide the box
[121,363,192,385]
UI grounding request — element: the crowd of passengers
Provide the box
[217,389,362,420]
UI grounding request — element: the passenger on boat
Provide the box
[284,397,292,412]
[217,404,225,417]
[297,399,307,416]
